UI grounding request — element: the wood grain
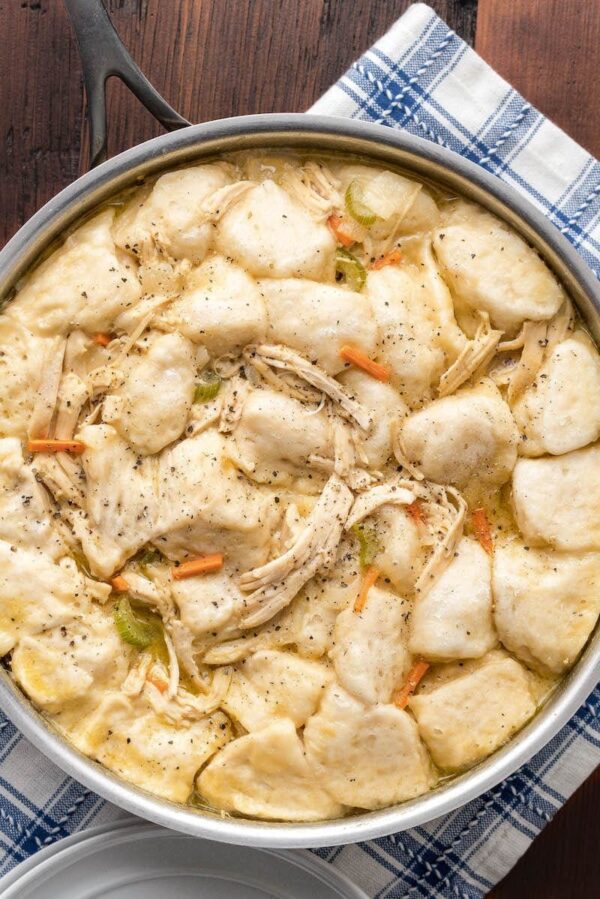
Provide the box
[0,2,599,897]
[476,0,600,157]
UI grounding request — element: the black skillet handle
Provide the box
[64,0,190,169]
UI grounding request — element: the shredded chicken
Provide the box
[391,418,425,480]
[200,181,255,220]
[250,344,371,430]
[121,651,153,698]
[345,482,416,530]
[438,312,502,397]
[505,321,549,403]
[54,373,89,440]
[238,474,353,629]
[415,484,467,592]
[28,336,67,439]
[218,376,251,434]
[279,162,342,220]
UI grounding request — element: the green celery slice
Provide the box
[335,248,367,293]
[194,372,222,403]
[351,522,382,568]
[345,180,377,226]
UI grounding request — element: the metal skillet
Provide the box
[0,0,598,849]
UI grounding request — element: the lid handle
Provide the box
[64,0,190,169]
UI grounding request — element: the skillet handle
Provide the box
[64,0,190,169]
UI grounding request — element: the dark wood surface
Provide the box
[0,1,599,895]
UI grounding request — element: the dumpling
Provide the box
[74,425,158,577]
[10,210,141,336]
[78,693,232,803]
[171,569,245,636]
[493,541,600,674]
[337,368,407,468]
[0,316,46,438]
[215,180,336,279]
[400,380,518,490]
[367,265,446,406]
[104,332,196,455]
[11,605,129,711]
[409,652,536,771]
[198,719,344,821]
[154,256,267,355]
[222,649,332,730]
[155,430,278,574]
[304,684,434,809]
[409,537,496,661]
[512,445,600,551]
[0,543,89,656]
[512,332,600,456]
[113,164,232,264]
[231,387,331,490]
[369,506,423,593]
[433,200,564,333]
[260,278,377,375]
[0,438,66,559]
[330,585,412,704]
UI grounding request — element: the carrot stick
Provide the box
[340,344,391,382]
[92,332,113,347]
[111,575,129,593]
[393,660,430,709]
[472,508,493,555]
[171,553,224,581]
[406,499,423,525]
[327,213,355,248]
[147,674,168,693]
[27,438,85,454]
[370,248,402,270]
[354,565,380,613]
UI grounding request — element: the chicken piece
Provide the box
[231,387,332,490]
[409,652,536,771]
[304,684,434,808]
[0,543,90,656]
[113,164,233,264]
[27,335,67,439]
[222,649,332,730]
[104,332,196,455]
[512,332,600,456]
[11,605,129,712]
[331,585,412,704]
[74,425,158,577]
[0,316,47,438]
[400,380,519,492]
[238,475,353,629]
[155,430,278,574]
[171,569,247,636]
[198,718,344,821]
[367,265,446,406]
[154,256,267,356]
[512,445,600,551]
[214,180,336,280]
[10,210,141,336]
[337,369,408,468]
[0,438,66,559]
[433,200,564,333]
[409,537,496,661]
[259,278,377,375]
[493,541,600,674]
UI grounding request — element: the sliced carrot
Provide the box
[327,213,355,248]
[111,575,129,593]
[147,674,168,693]
[406,499,423,525]
[92,332,113,347]
[370,248,402,270]
[340,344,391,382]
[393,660,430,709]
[354,565,380,613]
[472,507,493,555]
[27,438,85,454]
[171,553,224,581]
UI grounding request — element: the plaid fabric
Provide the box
[1,3,599,894]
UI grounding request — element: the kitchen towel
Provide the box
[0,4,598,897]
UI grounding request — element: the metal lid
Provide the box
[0,818,367,898]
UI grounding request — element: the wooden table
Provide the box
[1,1,599,895]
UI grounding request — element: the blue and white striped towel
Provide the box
[1,3,599,895]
